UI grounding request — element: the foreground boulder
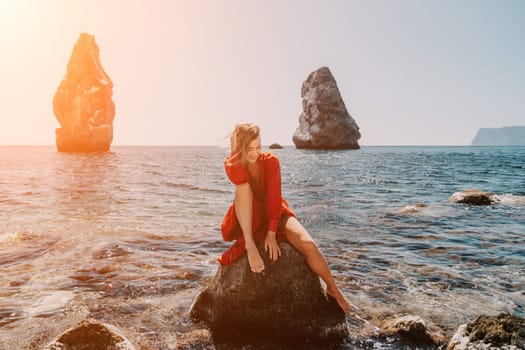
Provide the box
[189,242,349,344]
[53,32,115,152]
[447,313,525,350]
[292,66,361,150]
[450,189,495,205]
[44,319,134,349]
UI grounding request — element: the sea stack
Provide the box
[53,33,115,152]
[293,66,361,150]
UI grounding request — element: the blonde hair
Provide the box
[232,123,260,156]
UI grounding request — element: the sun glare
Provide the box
[0,0,19,24]
[0,0,13,13]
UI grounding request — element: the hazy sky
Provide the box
[1,0,524,146]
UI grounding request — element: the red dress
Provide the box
[218,151,296,265]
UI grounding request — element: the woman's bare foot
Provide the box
[246,246,265,273]
[326,286,351,314]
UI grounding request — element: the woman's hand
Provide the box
[264,231,281,261]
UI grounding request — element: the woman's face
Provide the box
[245,136,261,164]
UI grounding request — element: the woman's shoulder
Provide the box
[260,152,281,171]
[260,151,280,163]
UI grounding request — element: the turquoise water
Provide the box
[0,146,524,349]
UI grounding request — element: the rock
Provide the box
[447,313,525,350]
[189,242,349,345]
[292,66,361,150]
[471,126,525,146]
[447,324,472,350]
[381,314,446,347]
[53,32,115,152]
[44,319,135,349]
[269,143,283,149]
[397,203,427,215]
[449,189,494,205]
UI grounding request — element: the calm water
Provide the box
[1,145,524,349]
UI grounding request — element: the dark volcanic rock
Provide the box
[53,32,115,152]
[447,313,525,350]
[189,242,349,344]
[293,67,361,150]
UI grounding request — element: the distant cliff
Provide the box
[471,126,525,146]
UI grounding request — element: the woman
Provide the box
[219,123,351,314]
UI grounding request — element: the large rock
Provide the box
[381,314,446,347]
[292,67,361,150]
[450,189,495,205]
[44,319,135,349]
[189,242,349,345]
[450,189,525,206]
[53,33,115,152]
[447,313,525,350]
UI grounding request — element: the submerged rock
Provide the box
[292,66,361,150]
[397,203,427,215]
[450,189,495,205]
[44,319,135,349]
[189,242,349,344]
[53,32,115,152]
[447,313,525,350]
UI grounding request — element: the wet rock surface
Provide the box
[44,319,135,349]
[189,242,349,345]
[449,189,495,205]
[381,314,446,347]
[447,313,525,350]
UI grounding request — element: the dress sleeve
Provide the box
[224,152,249,185]
[265,155,283,232]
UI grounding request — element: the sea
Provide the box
[1,145,524,349]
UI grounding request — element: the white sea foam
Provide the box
[492,194,525,205]
[24,291,75,317]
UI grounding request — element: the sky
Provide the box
[1,0,524,146]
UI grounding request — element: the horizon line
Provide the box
[2,144,511,148]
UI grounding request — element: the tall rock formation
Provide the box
[53,33,115,152]
[293,67,361,149]
[471,126,525,146]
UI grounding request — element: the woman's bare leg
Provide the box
[283,216,350,314]
[235,183,264,273]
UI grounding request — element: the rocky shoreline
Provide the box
[43,242,524,349]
